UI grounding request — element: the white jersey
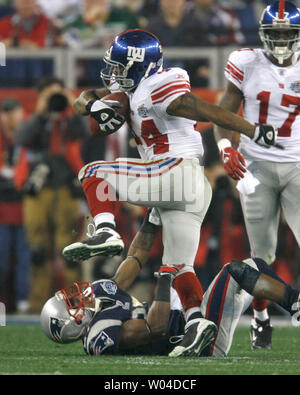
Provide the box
[225,48,300,162]
[127,67,204,161]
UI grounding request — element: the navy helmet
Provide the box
[259,1,300,63]
[101,29,163,92]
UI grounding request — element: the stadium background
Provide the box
[0,0,299,320]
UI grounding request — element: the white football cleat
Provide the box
[168,318,217,357]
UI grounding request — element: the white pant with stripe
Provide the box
[171,258,257,356]
[79,157,212,271]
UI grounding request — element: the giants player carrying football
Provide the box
[62,29,280,357]
[215,0,300,349]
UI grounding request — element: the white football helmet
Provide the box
[40,282,94,344]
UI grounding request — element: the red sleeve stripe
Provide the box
[151,80,190,95]
[225,64,243,84]
[152,89,190,105]
[228,60,244,76]
[151,83,190,102]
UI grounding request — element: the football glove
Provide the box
[86,99,125,134]
[253,124,283,149]
[220,147,246,181]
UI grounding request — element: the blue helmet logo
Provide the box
[101,29,163,91]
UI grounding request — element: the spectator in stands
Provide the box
[145,0,197,47]
[61,0,140,49]
[15,76,90,312]
[0,0,15,19]
[0,0,57,48]
[0,98,31,314]
[191,0,245,46]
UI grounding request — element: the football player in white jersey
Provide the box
[62,29,280,357]
[215,0,300,349]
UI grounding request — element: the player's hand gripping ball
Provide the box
[86,92,130,135]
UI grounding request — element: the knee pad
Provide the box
[227,259,260,295]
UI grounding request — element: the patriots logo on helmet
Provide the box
[49,317,64,343]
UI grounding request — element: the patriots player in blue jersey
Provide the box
[41,212,300,357]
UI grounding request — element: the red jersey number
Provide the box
[141,119,169,154]
[257,91,300,137]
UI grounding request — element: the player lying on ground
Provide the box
[41,214,300,357]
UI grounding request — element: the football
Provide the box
[101,91,130,121]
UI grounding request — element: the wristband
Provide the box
[217,138,231,152]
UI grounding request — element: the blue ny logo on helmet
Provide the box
[101,29,163,92]
[259,1,300,63]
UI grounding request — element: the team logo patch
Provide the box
[100,281,118,295]
[137,104,149,118]
[290,81,300,93]
[127,46,145,62]
[93,330,114,355]
[50,317,64,343]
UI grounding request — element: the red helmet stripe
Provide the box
[279,0,285,19]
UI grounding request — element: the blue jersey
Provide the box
[83,280,146,355]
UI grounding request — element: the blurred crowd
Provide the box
[0,0,299,315]
[0,0,296,88]
[0,0,285,49]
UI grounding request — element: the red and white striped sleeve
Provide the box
[150,68,191,114]
[224,49,254,90]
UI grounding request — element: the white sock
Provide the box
[254,308,269,322]
[94,212,116,228]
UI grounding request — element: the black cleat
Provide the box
[62,227,124,262]
[250,318,273,350]
[168,318,218,357]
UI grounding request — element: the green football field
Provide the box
[0,324,300,375]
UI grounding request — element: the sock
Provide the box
[82,176,116,218]
[253,307,269,322]
[173,272,203,316]
[94,213,116,229]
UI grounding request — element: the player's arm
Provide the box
[73,88,110,115]
[166,92,279,148]
[119,265,181,350]
[214,82,247,180]
[112,210,159,291]
[214,81,244,142]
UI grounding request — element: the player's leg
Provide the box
[240,161,280,348]
[200,257,300,357]
[280,163,300,248]
[159,177,218,357]
[200,262,253,357]
[62,157,200,262]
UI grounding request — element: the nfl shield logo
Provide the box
[290,81,300,93]
[137,104,149,118]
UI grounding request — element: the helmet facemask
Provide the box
[57,281,95,324]
[260,26,300,63]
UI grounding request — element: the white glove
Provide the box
[86,99,125,133]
